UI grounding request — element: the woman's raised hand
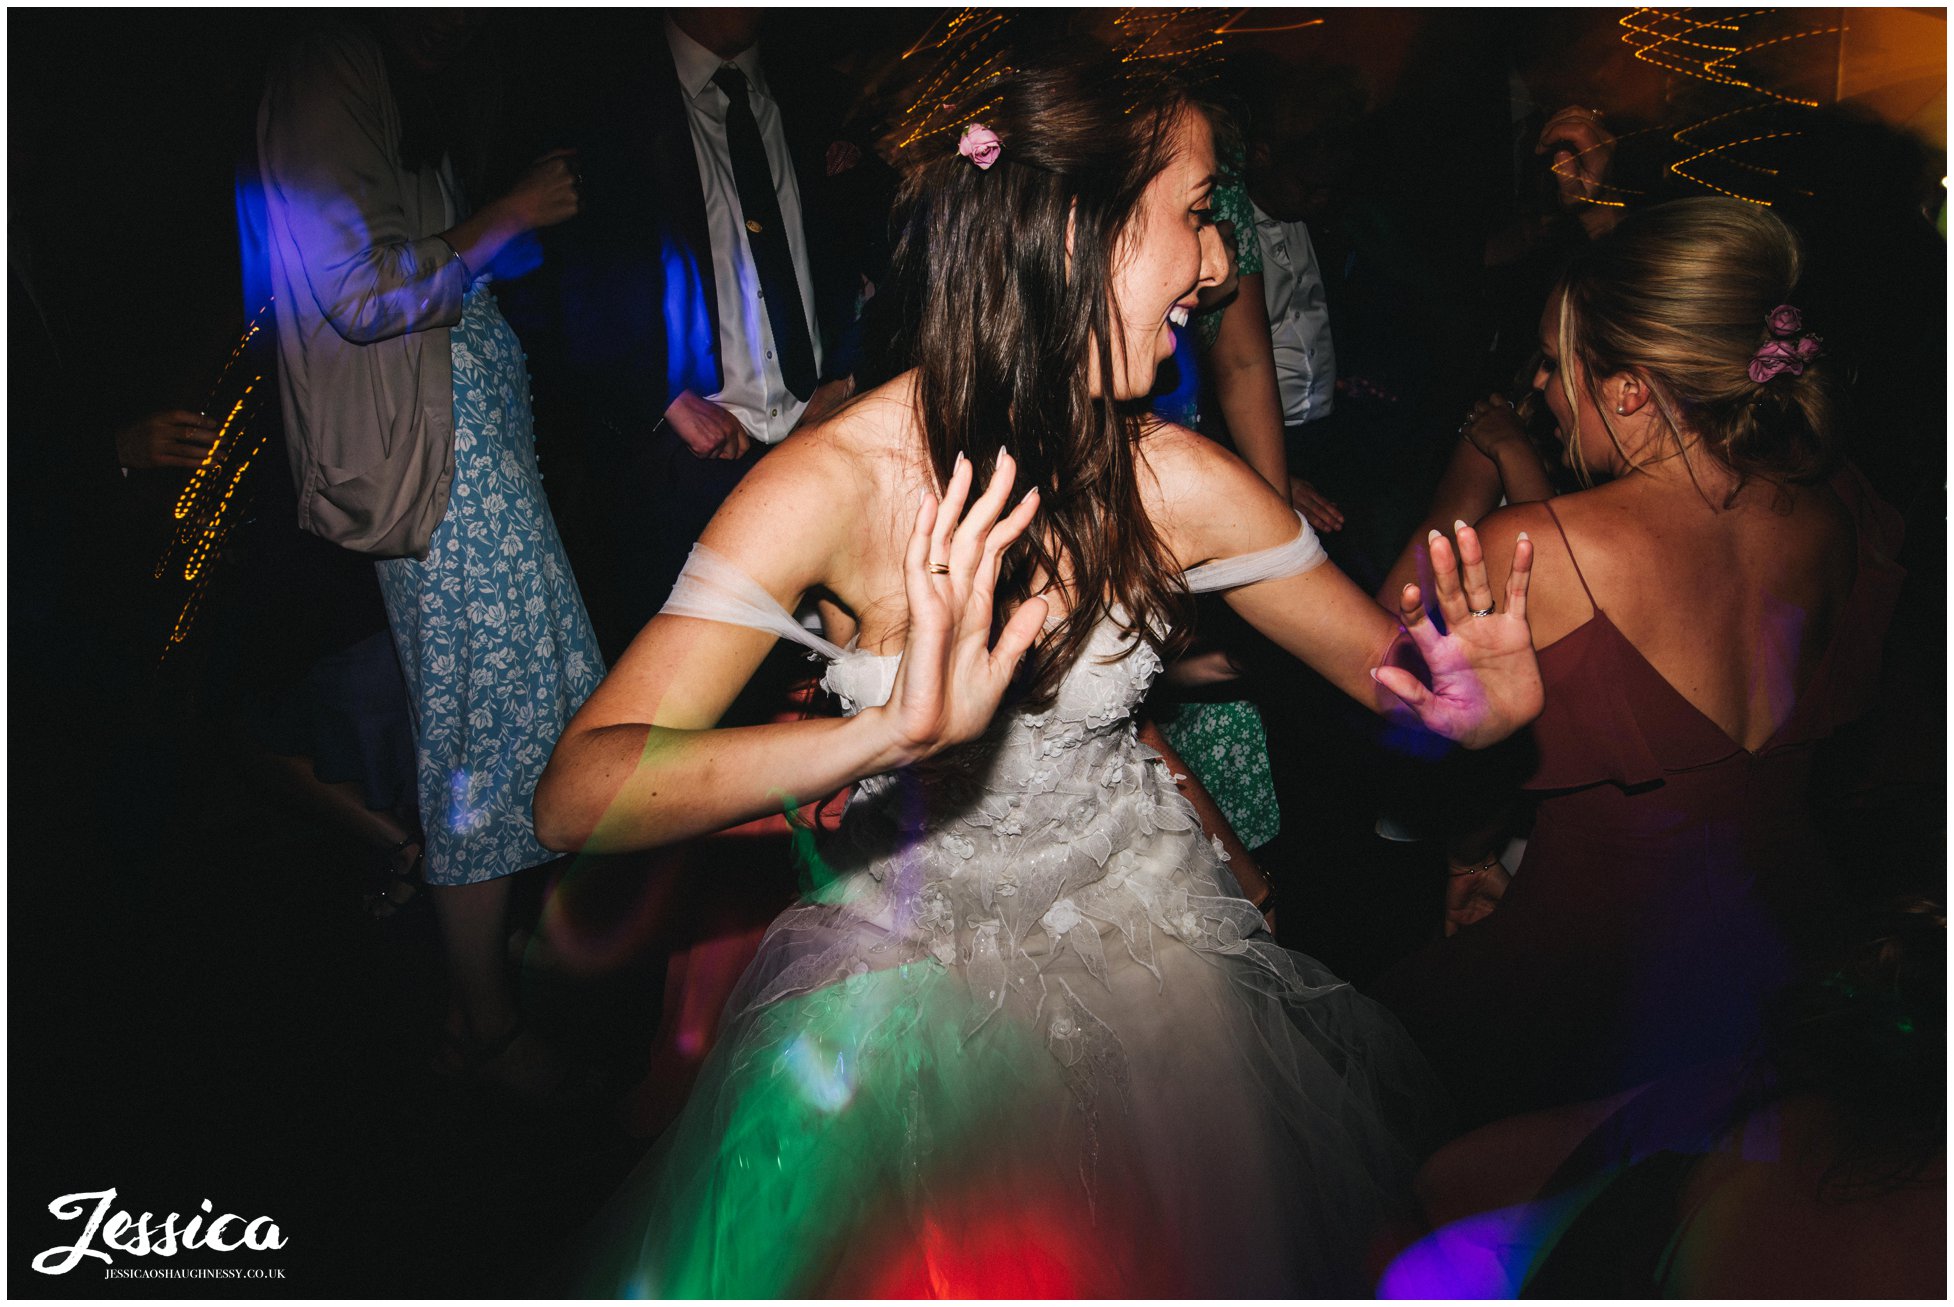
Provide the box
[1371,522,1541,749]
[1459,393,1529,464]
[870,449,1046,767]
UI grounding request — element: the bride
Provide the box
[536,51,1540,1298]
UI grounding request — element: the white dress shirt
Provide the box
[665,18,822,444]
[1253,202,1336,426]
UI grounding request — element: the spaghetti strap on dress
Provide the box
[1538,498,1597,608]
[573,512,1444,1297]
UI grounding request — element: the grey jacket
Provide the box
[258,22,469,558]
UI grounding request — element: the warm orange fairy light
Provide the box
[1619,8,1740,53]
[1212,12,1323,35]
[157,302,276,659]
[172,393,248,521]
[166,564,220,648]
[180,424,265,584]
[1669,131,1805,205]
[895,6,1012,151]
[1619,8,1838,109]
[894,6,1251,152]
[1703,21,1846,85]
[1670,102,1773,147]
[1113,8,1223,64]
[1617,10,1841,205]
[1547,137,1633,208]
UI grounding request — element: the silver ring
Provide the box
[1469,606,1495,618]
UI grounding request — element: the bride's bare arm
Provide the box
[1146,428,1540,749]
[532,440,891,852]
[533,441,1045,852]
[1144,429,1397,695]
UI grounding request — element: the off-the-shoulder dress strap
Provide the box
[1181,511,1328,594]
[658,543,848,663]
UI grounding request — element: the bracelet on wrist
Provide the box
[437,236,473,285]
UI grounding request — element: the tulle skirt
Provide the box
[573,817,1446,1298]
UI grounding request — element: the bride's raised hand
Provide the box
[1371,522,1541,749]
[870,449,1047,765]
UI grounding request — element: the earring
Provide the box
[1615,403,1627,415]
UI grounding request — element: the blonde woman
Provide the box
[1375,198,1906,1125]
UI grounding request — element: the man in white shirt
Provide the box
[1252,204,1336,433]
[550,8,862,643]
[1243,61,1380,573]
[659,9,844,458]
[1243,68,1339,454]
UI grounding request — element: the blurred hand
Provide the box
[1288,476,1344,532]
[502,148,582,232]
[1373,522,1542,750]
[1535,106,1615,210]
[824,140,862,177]
[1162,648,1243,688]
[115,409,217,471]
[793,376,855,432]
[665,390,751,460]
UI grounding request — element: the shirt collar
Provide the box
[665,16,769,104]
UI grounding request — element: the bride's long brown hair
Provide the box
[880,50,1199,706]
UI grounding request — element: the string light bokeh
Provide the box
[154,299,275,657]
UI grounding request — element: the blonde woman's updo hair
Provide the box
[1553,197,1843,495]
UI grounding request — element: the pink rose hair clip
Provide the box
[958,123,1002,170]
[1748,303,1822,384]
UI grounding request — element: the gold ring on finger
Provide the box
[927,562,951,575]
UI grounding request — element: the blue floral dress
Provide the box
[375,285,603,884]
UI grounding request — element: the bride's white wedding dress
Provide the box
[579,515,1447,1297]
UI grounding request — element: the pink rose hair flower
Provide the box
[1747,339,1805,385]
[958,123,1001,170]
[1750,303,1822,384]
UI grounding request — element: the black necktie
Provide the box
[709,63,817,401]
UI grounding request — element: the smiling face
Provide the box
[1094,109,1229,401]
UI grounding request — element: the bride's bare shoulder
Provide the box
[1134,420,1296,568]
[704,376,923,590]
